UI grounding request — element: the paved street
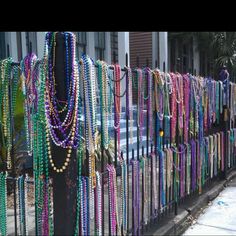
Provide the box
[183,176,236,235]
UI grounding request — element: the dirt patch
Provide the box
[7,179,35,209]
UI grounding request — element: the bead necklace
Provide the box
[18,175,29,236]
[176,73,184,136]
[221,132,224,171]
[73,97,83,236]
[216,81,220,124]
[209,135,214,178]
[11,64,20,115]
[219,80,223,114]
[227,130,231,168]
[159,149,165,208]
[80,54,97,189]
[217,133,221,172]
[125,66,134,144]
[172,149,179,202]
[0,172,7,236]
[140,154,148,224]
[163,72,172,145]
[113,64,122,159]
[107,164,117,236]
[81,176,90,236]
[33,56,54,235]
[96,60,110,149]
[153,69,164,120]
[230,82,234,124]
[21,53,38,155]
[202,138,206,186]
[170,73,177,144]
[80,54,97,222]
[153,69,164,149]
[205,137,209,179]
[151,152,158,216]
[136,68,144,141]
[44,32,81,174]
[191,139,196,191]
[0,58,13,169]
[131,159,140,235]
[189,75,195,137]
[186,143,191,195]
[119,159,128,234]
[166,148,173,202]
[179,144,185,198]
[144,67,153,140]
[196,140,200,193]
[95,171,102,236]
[183,74,190,143]
[45,32,80,149]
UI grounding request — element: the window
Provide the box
[95,32,105,61]
[182,44,188,73]
[0,32,6,60]
[26,32,38,54]
[77,32,87,58]
[110,32,118,63]
[170,39,176,71]
[16,32,23,61]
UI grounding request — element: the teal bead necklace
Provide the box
[0,172,7,236]
[0,58,13,170]
[96,60,110,149]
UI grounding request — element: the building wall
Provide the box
[2,32,129,64]
[129,32,153,68]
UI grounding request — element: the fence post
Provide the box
[51,32,77,235]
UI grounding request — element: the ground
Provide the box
[183,176,236,235]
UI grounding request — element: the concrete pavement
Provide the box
[183,175,236,235]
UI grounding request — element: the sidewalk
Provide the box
[183,175,236,235]
[145,170,236,236]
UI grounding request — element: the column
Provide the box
[159,32,168,71]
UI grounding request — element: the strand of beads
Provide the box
[96,60,110,149]
[113,64,122,158]
[0,58,13,169]
[141,155,148,224]
[0,172,7,236]
[122,160,128,233]
[153,69,164,149]
[125,66,133,144]
[186,143,191,195]
[33,56,54,235]
[136,69,144,141]
[151,152,158,215]
[176,73,184,137]
[73,82,83,236]
[80,176,89,236]
[166,148,173,201]
[191,139,196,191]
[107,164,116,236]
[183,74,190,144]
[144,67,153,140]
[170,73,177,144]
[20,53,38,155]
[80,54,97,220]
[18,175,29,235]
[45,32,81,174]
[11,64,20,114]
[95,171,102,236]
[131,159,140,235]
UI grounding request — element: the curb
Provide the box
[147,170,236,236]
